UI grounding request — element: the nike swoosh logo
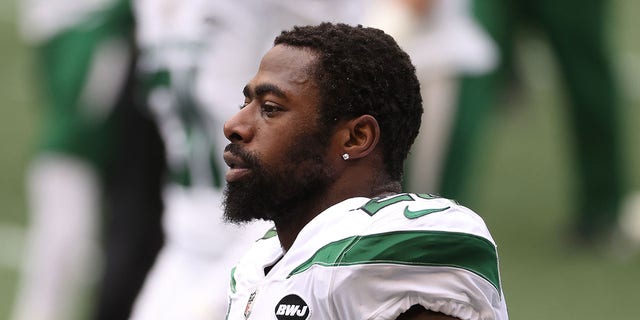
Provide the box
[403,206,450,219]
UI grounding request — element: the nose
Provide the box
[223,106,253,143]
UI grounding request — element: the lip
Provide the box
[223,151,252,182]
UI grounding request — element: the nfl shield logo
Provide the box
[244,291,257,319]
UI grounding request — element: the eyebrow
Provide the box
[243,83,286,99]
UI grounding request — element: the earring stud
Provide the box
[342,153,350,160]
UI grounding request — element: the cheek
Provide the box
[255,132,292,165]
[258,115,325,164]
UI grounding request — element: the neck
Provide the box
[272,191,329,252]
[273,171,400,251]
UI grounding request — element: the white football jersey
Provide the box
[227,193,508,320]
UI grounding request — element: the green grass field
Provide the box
[0,0,39,314]
[1,0,639,319]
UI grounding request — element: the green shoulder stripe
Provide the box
[288,231,500,291]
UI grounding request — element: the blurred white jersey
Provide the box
[228,194,508,320]
[134,0,267,259]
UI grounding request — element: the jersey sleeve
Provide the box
[327,193,508,320]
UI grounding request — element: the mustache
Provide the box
[224,144,260,168]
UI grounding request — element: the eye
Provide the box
[260,103,282,117]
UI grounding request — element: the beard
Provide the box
[223,130,336,224]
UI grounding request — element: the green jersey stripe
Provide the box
[289,230,500,291]
[230,266,237,294]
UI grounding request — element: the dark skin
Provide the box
[397,305,459,320]
[223,44,459,320]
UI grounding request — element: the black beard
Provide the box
[223,134,335,224]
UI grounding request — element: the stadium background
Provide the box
[1,0,639,318]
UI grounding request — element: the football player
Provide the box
[223,23,508,319]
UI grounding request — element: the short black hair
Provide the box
[274,22,422,181]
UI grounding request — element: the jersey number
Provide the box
[360,193,441,216]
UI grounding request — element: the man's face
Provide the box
[222,45,336,223]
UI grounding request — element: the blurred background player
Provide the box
[129,1,269,318]
[436,0,629,248]
[11,0,165,319]
[129,0,366,319]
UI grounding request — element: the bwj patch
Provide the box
[274,294,310,320]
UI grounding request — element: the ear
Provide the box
[339,115,380,160]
